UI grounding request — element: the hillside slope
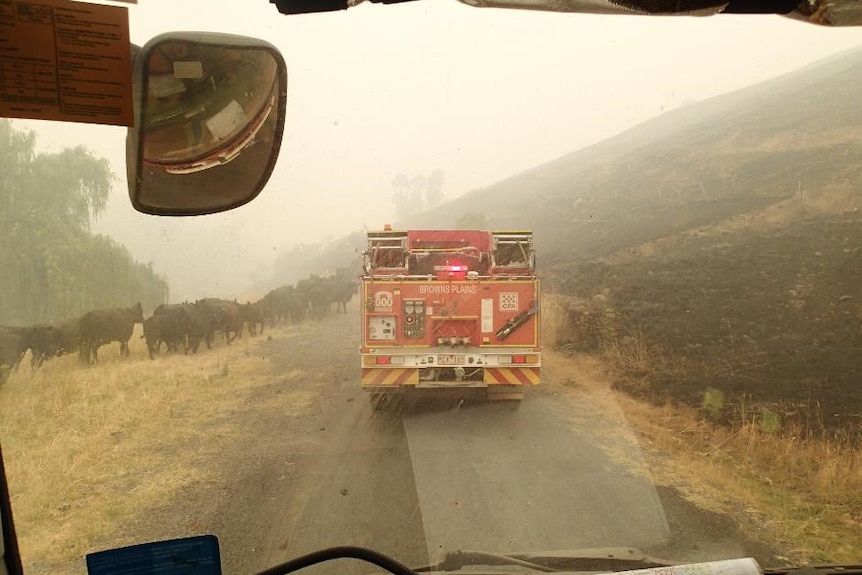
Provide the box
[407,46,862,431]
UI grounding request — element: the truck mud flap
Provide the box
[361,368,418,387]
[484,367,540,386]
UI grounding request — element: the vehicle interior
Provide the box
[1,1,861,575]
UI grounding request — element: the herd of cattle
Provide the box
[0,274,358,383]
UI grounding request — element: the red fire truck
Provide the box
[360,227,541,404]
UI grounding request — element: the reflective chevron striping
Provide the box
[361,368,418,386]
[484,367,540,385]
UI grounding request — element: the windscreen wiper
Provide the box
[764,566,862,575]
[414,548,676,573]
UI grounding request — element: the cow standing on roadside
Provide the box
[54,318,82,358]
[0,326,37,383]
[79,303,145,363]
[154,302,217,354]
[27,318,82,367]
[184,306,216,353]
[262,285,295,326]
[241,301,265,336]
[333,280,358,313]
[142,313,187,359]
[196,298,243,344]
[27,324,64,368]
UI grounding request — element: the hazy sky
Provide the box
[16,0,862,299]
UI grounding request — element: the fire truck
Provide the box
[360,227,541,404]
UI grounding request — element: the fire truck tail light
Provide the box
[362,356,406,366]
[497,354,538,365]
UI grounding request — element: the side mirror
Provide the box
[127,33,287,216]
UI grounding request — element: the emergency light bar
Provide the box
[433,265,467,272]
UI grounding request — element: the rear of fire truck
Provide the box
[360,228,541,404]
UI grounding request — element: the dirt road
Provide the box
[122,304,775,575]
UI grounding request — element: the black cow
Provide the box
[55,318,82,357]
[156,302,218,354]
[28,324,64,368]
[241,301,265,336]
[142,313,187,359]
[0,326,36,382]
[184,306,216,353]
[331,280,358,313]
[153,303,186,316]
[295,277,324,319]
[196,298,243,344]
[79,303,145,363]
[262,285,298,326]
[27,318,81,367]
[154,304,188,347]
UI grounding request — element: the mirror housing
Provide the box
[127,32,287,216]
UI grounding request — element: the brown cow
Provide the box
[79,303,144,363]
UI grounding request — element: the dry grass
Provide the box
[541,294,575,349]
[0,326,312,574]
[548,345,862,565]
[620,395,862,563]
[601,327,650,375]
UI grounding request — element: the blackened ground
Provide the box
[553,213,862,436]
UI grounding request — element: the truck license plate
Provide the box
[437,354,466,365]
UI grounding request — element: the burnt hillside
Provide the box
[406,46,862,430]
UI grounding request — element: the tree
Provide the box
[392,171,445,221]
[0,119,169,324]
[408,174,426,217]
[391,173,411,221]
[426,169,445,209]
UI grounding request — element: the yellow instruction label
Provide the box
[0,0,132,126]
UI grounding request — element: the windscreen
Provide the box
[1,3,861,575]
